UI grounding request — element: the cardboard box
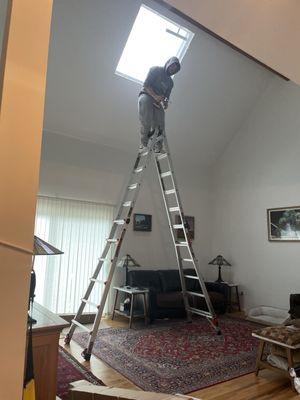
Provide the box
[69,381,200,400]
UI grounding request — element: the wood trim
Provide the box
[59,312,96,325]
[0,0,12,113]
[154,0,289,81]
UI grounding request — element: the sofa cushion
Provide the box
[255,326,300,347]
[156,292,184,309]
[183,268,200,291]
[127,270,162,291]
[158,270,182,292]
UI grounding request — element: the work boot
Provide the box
[154,146,164,154]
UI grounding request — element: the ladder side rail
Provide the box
[108,151,148,228]
[154,156,191,319]
[83,228,127,359]
[65,257,106,341]
[80,138,157,359]
[162,137,216,318]
[66,142,155,345]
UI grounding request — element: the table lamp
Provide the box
[208,255,231,283]
[117,254,140,286]
[29,236,63,322]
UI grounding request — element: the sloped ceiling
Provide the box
[43,0,272,167]
[165,0,300,84]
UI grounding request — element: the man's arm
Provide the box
[144,86,164,103]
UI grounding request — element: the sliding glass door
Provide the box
[34,196,114,314]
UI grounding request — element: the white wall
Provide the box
[44,0,270,167]
[211,77,300,311]
[39,132,212,278]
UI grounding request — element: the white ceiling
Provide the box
[43,0,272,167]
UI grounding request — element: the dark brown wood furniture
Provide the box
[31,302,69,400]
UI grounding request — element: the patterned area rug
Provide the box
[57,346,104,399]
[73,317,259,394]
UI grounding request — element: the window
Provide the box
[116,5,194,83]
[34,196,114,314]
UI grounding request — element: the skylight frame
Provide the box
[115,4,194,84]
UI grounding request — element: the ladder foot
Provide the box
[64,333,71,345]
[212,317,222,335]
[82,348,91,361]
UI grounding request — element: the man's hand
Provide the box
[144,87,164,104]
[163,100,168,110]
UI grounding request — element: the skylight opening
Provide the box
[115,5,194,83]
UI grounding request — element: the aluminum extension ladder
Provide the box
[65,131,221,361]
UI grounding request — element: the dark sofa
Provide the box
[128,268,228,321]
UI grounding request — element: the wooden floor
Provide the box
[60,317,299,400]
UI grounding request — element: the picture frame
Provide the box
[133,213,152,232]
[267,206,300,241]
[175,215,195,240]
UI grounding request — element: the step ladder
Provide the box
[65,130,221,361]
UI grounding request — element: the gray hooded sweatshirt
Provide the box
[140,57,181,100]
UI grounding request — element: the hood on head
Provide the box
[164,57,181,75]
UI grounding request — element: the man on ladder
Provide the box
[138,57,181,152]
[65,56,220,361]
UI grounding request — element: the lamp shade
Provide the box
[33,235,64,256]
[117,254,140,268]
[208,255,231,267]
[117,254,140,286]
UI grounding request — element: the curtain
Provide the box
[34,196,114,314]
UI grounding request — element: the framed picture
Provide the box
[175,215,195,240]
[133,213,152,232]
[267,206,300,241]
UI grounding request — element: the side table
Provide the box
[205,281,241,312]
[227,283,241,312]
[112,286,149,328]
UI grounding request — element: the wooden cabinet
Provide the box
[32,303,68,400]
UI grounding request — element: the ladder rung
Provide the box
[123,201,132,207]
[182,258,193,262]
[113,219,126,225]
[82,299,99,309]
[165,189,176,195]
[157,153,168,160]
[169,206,180,212]
[184,274,198,280]
[156,135,164,142]
[90,278,104,284]
[188,307,212,318]
[134,166,144,173]
[140,150,149,156]
[186,291,205,298]
[71,319,91,333]
[173,224,184,229]
[106,238,118,243]
[160,171,172,178]
[128,183,138,190]
[175,241,188,246]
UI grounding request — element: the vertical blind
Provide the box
[34,196,114,314]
